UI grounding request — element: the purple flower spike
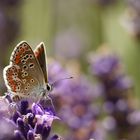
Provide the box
[14,130,25,140]
[115,75,132,90]
[32,103,59,127]
[42,126,51,139]
[17,117,30,138]
[12,111,21,123]
[34,124,43,134]
[92,54,119,77]
[26,113,35,128]
[0,96,61,139]
[36,113,59,127]
[17,118,24,129]
[19,100,29,115]
[39,98,56,115]
[32,103,44,115]
[27,130,34,140]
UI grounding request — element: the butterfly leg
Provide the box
[12,95,21,102]
[47,94,56,113]
[38,93,56,114]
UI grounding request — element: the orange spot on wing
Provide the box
[15,59,19,64]
[35,51,39,55]
[13,85,16,92]
[8,73,13,79]
[8,78,16,92]
[12,46,29,64]
[15,55,20,64]
[16,55,20,59]
[35,47,43,57]
[8,77,13,82]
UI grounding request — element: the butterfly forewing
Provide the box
[34,42,48,83]
[3,41,46,97]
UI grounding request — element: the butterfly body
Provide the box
[3,41,51,98]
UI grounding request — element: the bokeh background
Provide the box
[0,0,140,140]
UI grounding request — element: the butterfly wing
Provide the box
[3,41,46,97]
[34,42,48,83]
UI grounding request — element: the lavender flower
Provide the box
[88,48,140,139]
[89,52,120,78]
[88,49,132,103]
[48,60,102,140]
[0,94,61,140]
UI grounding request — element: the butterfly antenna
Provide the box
[51,76,73,86]
[47,95,56,113]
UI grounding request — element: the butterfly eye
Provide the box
[46,83,52,92]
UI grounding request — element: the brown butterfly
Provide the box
[3,41,52,99]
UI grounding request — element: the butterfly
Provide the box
[3,41,52,99]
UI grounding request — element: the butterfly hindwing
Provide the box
[34,42,48,83]
[3,41,46,97]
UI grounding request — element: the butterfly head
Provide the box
[46,83,53,92]
[45,77,73,94]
